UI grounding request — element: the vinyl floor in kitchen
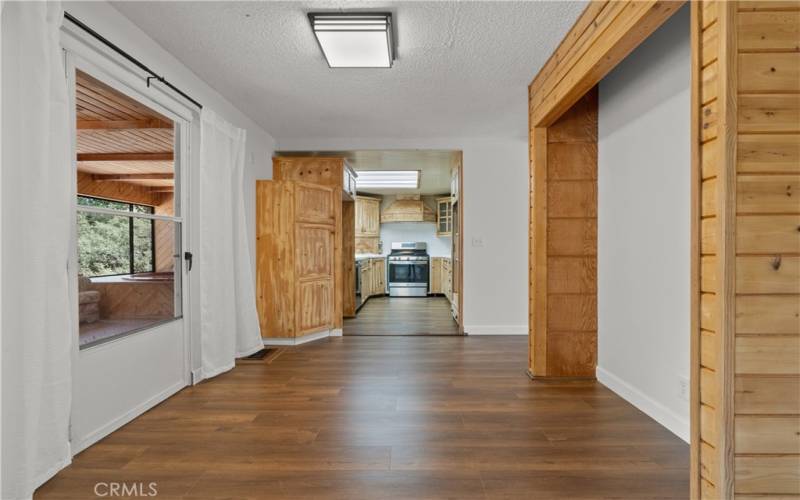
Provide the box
[344,296,460,336]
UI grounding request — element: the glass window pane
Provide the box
[78,211,131,277]
[132,217,154,273]
[78,218,179,349]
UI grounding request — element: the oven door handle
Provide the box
[388,261,428,265]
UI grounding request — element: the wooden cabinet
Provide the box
[372,258,385,294]
[359,257,386,303]
[436,197,453,236]
[355,196,381,255]
[430,257,444,294]
[342,165,357,200]
[297,279,333,334]
[442,258,452,302]
[272,156,355,329]
[429,257,453,302]
[355,196,381,236]
[256,180,336,339]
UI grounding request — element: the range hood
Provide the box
[380,195,435,223]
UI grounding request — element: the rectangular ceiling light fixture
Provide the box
[356,170,419,189]
[308,13,394,68]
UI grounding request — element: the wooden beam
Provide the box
[530,127,548,377]
[77,152,173,162]
[92,173,173,181]
[529,0,685,127]
[76,119,172,130]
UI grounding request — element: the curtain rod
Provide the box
[63,11,203,110]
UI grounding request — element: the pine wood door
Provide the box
[295,224,335,335]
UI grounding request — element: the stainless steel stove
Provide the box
[387,242,429,297]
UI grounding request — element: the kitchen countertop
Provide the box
[355,254,384,261]
[355,254,452,260]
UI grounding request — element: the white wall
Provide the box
[378,222,451,257]
[375,196,451,257]
[597,5,690,442]
[280,137,529,335]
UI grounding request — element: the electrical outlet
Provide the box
[678,376,689,401]
[471,237,484,247]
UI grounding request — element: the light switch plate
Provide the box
[471,237,484,247]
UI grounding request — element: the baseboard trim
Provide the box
[262,329,336,346]
[191,368,203,385]
[464,325,527,335]
[596,366,689,443]
[72,379,186,454]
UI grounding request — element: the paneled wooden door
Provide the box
[295,224,335,336]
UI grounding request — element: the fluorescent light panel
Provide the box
[356,170,419,188]
[309,13,394,68]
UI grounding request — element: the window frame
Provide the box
[77,194,157,278]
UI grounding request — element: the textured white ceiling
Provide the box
[112,1,586,141]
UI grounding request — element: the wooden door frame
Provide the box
[455,151,464,334]
[528,0,686,374]
[526,0,696,489]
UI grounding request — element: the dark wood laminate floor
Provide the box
[345,296,459,336]
[36,336,689,499]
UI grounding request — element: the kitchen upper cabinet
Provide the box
[355,196,381,237]
[343,165,357,200]
[256,180,337,339]
[436,197,453,236]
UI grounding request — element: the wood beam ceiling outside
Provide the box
[92,173,174,181]
[77,152,173,162]
[77,119,172,130]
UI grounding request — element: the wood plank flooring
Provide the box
[36,336,688,499]
[345,296,459,336]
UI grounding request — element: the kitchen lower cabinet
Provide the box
[430,257,453,303]
[358,257,386,306]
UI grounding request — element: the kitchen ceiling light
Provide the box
[308,13,394,68]
[356,170,419,189]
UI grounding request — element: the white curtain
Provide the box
[1,3,73,499]
[198,109,263,379]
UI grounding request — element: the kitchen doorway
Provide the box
[276,149,463,336]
